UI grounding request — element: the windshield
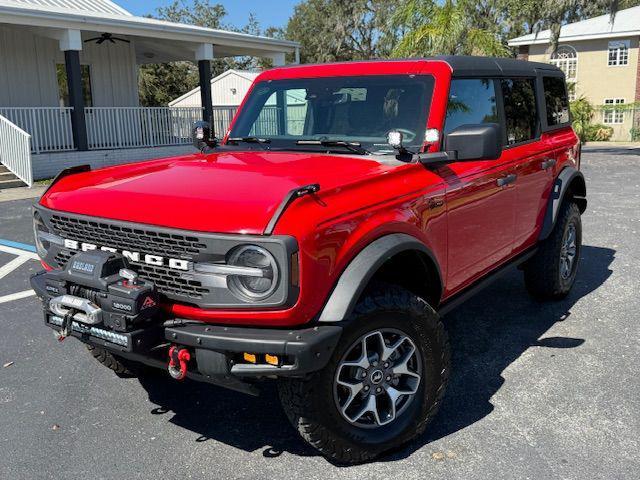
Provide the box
[228,75,435,154]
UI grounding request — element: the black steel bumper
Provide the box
[31,271,342,395]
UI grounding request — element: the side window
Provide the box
[501,78,538,145]
[543,76,570,126]
[444,79,498,134]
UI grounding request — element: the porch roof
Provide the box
[0,0,299,62]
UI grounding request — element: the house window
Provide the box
[550,46,577,81]
[56,64,93,107]
[603,98,625,124]
[608,40,629,66]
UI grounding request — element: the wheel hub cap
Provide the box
[560,223,577,280]
[370,370,384,384]
[333,329,422,429]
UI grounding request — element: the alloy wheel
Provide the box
[333,329,422,429]
[560,222,577,280]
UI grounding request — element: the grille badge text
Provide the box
[63,239,190,271]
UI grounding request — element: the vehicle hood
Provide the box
[40,151,399,234]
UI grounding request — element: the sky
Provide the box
[118,0,300,29]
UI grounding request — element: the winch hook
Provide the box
[55,310,76,342]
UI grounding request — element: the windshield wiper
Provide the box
[227,136,271,145]
[295,139,369,155]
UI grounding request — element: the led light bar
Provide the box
[49,315,129,347]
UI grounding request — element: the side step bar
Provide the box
[438,248,537,316]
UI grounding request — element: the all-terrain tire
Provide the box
[86,344,139,377]
[524,201,582,300]
[278,286,450,464]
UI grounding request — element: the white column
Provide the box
[268,52,286,67]
[194,43,214,61]
[58,29,82,51]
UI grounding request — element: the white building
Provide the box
[169,70,261,136]
[169,70,261,108]
[0,0,300,187]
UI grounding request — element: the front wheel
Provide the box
[278,286,450,464]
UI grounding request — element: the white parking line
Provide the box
[0,289,35,304]
[0,244,39,260]
[0,243,39,305]
[0,255,32,280]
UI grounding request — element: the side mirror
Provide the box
[444,123,502,161]
[192,121,216,151]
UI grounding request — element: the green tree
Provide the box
[286,0,401,64]
[139,1,276,106]
[497,0,640,52]
[392,0,509,57]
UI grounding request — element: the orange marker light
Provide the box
[265,354,279,366]
[243,353,256,364]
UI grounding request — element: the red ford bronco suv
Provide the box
[31,57,586,463]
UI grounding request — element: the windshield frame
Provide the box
[225,74,436,155]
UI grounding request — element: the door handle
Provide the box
[541,158,557,170]
[496,174,517,187]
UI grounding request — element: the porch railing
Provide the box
[85,107,203,150]
[0,113,32,186]
[0,106,245,155]
[0,107,74,154]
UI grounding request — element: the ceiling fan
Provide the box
[84,33,130,45]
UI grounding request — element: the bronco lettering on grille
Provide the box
[63,239,190,271]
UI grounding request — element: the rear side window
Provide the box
[444,79,498,134]
[543,76,570,126]
[501,78,538,145]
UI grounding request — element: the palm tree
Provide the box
[391,0,509,57]
[391,0,628,58]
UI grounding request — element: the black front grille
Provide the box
[49,214,207,258]
[50,214,210,300]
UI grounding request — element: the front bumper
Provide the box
[31,271,341,395]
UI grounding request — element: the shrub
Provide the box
[631,127,640,142]
[585,124,614,142]
[570,97,594,144]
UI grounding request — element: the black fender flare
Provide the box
[317,233,442,323]
[539,166,587,241]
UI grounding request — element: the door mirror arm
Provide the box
[415,151,456,166]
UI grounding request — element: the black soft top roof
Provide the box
[433,55,563,77]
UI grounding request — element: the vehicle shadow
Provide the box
[137,244,614,463]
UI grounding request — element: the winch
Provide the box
[38,250,159,342]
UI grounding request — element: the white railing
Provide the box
[211,106,238,137]
[0,107,74,154]
[0,105,243,155]
[0,114,32,187]
[86,107,203,150]
[250,105,308,136]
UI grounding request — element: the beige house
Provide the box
[509,6,640,141]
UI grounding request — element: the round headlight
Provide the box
[33,212,50,259]
[227,245,279,301]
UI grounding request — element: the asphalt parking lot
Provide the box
[1,147,639,479]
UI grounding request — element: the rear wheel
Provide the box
[278,286,450,464]
[524,201,582,299]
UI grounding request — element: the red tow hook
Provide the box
[168,346,191,381]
